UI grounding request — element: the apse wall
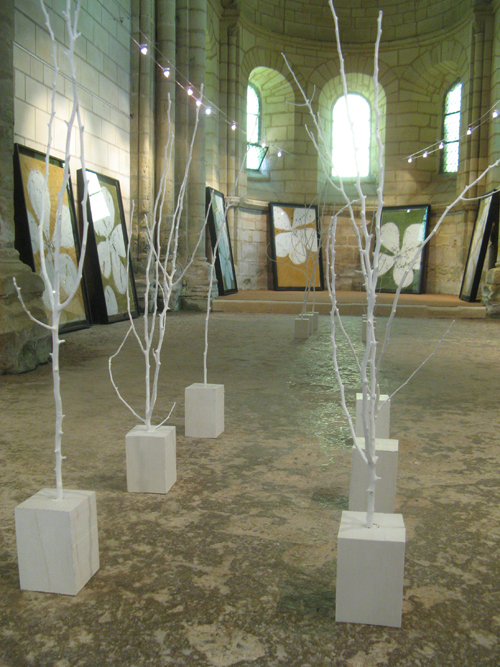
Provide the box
[227,1,497,296]
[13,0,132,223]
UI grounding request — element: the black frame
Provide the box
[206,187,238,296]
[269,202,324,291]
[459,190,499,302]
[13,143,91,332]
[77,169,138,323]
[376,205,430,294]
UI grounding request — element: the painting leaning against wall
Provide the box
[269,203,324,291]
[376,205,430,294]
[13,143,91,331]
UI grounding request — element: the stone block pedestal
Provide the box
[349,437,399,513]
[355,393,390,438]
[185,383,224,438]
[294,317,310,339]
[126,425,177,494]
[305,311,319,332]
[15,488,99,595]
[336,511,406,627]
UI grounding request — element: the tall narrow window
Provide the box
[442,82,462,173]
[332,93,370,177]
[247,84,266,170]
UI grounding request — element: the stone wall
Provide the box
[13,0,131,222]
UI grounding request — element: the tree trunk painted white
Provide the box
[13,0,89,501]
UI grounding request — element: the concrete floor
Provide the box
[1,312,499,666]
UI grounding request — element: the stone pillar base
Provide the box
[180,258,218,311]
[0,250,51,374]
[482,268,500,317]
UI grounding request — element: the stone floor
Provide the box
[1,312,499,666]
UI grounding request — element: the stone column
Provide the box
[0,0,50,373]
[155,0,176,248]
[177,0,212,310]
[130,0,156,305]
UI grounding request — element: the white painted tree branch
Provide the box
[13,0,89,501]
[109,91,207,429]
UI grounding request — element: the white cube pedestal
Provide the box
[15,488,99,595]
[349,437,399,513]
[185,383,224,438]
[355,393,390,438]
[126,425,176,494]
[336,511,405,627]
[295,317,310,339]
[305,311,319,332]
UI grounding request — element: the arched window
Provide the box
[246,84,266,170]
[442,82,462,173]
[332,94,371,178]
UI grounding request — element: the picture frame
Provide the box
[459,190,499,302]
[376,205,430,294]
[77,169,139,323]
[206,187,238,296]
[13,143,91,332]
[269,202,324,291]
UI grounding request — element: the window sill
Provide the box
[247,169,271,183]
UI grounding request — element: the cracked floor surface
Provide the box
[0,312,499,666]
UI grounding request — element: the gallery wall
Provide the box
[13,0,132,224]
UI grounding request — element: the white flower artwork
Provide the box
[273,206,318,265]
[26,168,79,310]
[93,185,128,308]
[378,220,425,290]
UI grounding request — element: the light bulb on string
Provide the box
[187,87,193,96]
[163,67,170,78]
[423,151,428,158]
[439,141,444,149]
[277,150,283,157]
[231,122,237,131]
[408,156,413,163]
[140,44,148,55]
[493,110,499,119]
[467,126,472,135]
[205,107,212,115]
[195,98,202,107]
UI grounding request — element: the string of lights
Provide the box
[406,100,500,164]
[132,31,289,160]
[132,33,233,131]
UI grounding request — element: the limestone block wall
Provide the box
[13,0,131,222]
[234,206,271,290]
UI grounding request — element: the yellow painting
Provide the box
[18,150,87,328]
[270,204,324,290]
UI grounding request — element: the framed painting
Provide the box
[269,203,324,291]
[13,143,91,332]
[77,169,139,323]
[376,205,430,294]
[459,190,499,302]
[206,187,238,296]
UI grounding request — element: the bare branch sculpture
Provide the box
[14,0,88,501]
[286,0,500,528]
[109,92,208,429]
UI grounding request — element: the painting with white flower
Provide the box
[78,170,138,323]
[269,203,324,290]
[376,205,430,294]
[206,188,238,296]
[14,145,90,331]
[459,191,498,302]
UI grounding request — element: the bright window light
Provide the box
[443,82,462,173]
[332,94,370,178]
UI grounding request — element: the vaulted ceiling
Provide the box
[230,0,482,44]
